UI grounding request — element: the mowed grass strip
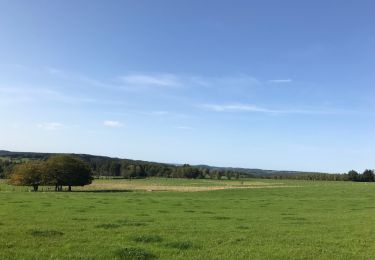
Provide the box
[74,178,294,192]
[0,178,293,192]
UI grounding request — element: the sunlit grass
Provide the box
[0,179,374,259]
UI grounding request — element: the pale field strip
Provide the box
[78,180,298,192]
[0,179,299,192]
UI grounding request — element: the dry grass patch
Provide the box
[77,179,296,192]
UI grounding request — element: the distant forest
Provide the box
[0,150,373,182]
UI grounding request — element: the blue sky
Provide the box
[1,0,375,172]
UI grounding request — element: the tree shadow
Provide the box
[72,189,134,193]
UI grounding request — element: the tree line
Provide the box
[1,151,374,183]
[267,169,375,182]
[2,155,244,185]
[347,170,375,182]
[91,161,242,180]
[0,152,246,180]
[0,160,13,178]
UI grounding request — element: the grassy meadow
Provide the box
[1,178,375,259]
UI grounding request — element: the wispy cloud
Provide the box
[103,120,123,127]
[37,66,288,95]
[175,126,193,130]
[141,110,169,116]
[0,87,56,95]
[0,86,133,106]
[37,122,65,131]
[119,73,181,87]
[15,65,295,92]
[45,67,124,91]
[203,104,273,113]
[0,86,95,104]
[45,67,67,78]
[202,103,349,115]
[46,68,182,91]
[268,79,293,83]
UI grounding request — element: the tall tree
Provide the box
[348,170,359,181]
[362,169,375,182]
[45,155,93,191]
[9,161,45,191]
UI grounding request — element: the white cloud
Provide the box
[202,103,347,115]
[203,104,273,113]
[119,73,180,87]
[175,126,193,130]
[141,110,169,116]
[37,122,64,131]
[44,67,125,91]
[188,75,261,89]
[268,79,293,83]
[45,67,67,77]
[103,120,123,127]
[44,67,179,91]
[0,87,56,95]
[0,86,96,104]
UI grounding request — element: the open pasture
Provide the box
[1,179,375,259]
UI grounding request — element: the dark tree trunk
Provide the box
[33,185,38,192]
[55,185,58,191]
[68,186,72,191]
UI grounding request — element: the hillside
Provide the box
[0,150,329,178]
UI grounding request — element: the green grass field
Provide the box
[1,178,375,259]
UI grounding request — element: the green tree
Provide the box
[179,164,202,179]
[109,162,121,176]
[0,162,3,178]
[225,171,232,180]
[9,161,45,191]
[120,164,144,179]
[45,155,93,191]
[362,169,375,182]
[348,170,359,181]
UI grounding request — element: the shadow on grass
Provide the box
[72,189,134,193]
[130,234,163,243]
[165,241,199,250]
[117,219,148,227]
[28,229,64,238]
[96,223,122,229]
[115,247,157,260]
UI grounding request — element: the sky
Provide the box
[0,0,375,173]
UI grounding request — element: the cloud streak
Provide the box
[175,126,193,130]
[204,104,273,113]
[268,79,293,83]
[0,86,96,104]
[0,86,134,106]
[141,110,169,116]
[37,122,65,131]
[6,66,349,119]
[202,103,349,115]
[119,73,181,87]
[40,66,294,94]
[103,120,123,127]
